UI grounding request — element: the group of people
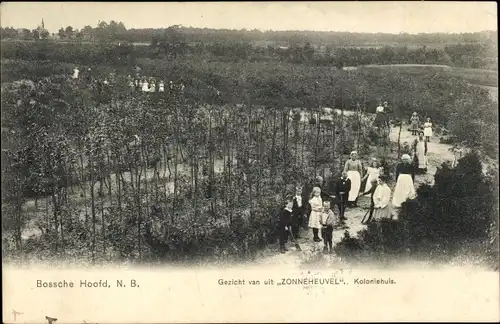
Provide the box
[71,66,185,94]
[278,148,423,254]
[410,112,433,142]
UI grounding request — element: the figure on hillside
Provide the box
[344,151,363,207]
[149,79,156,93]
[359,178,379,224]
[410,112,420,136]
[335,172,351,222]
[72,67,79,79]
[308,187,324,242]
[141,78,149,92]
[450,144,464,168]
[362,158,381,195]
[279,196,293,254]
[292,185,307,239]
[372,175,392,220]
[413,132,428,173]
[392,154,416,208]
[423,117,433,142]
[159,80,165,92]
[373,102,387,128]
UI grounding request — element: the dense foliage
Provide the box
[1,37,497,70]
[1,30,497,264]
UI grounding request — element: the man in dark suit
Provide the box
[335,172,351,221]
[359,178,379,224]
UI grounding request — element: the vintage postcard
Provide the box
[1,1,499,323]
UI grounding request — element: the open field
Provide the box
[350,64,498,88]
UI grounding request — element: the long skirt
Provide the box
[373,205,392,220]
[416,145,427,169]
[392,174,416,208]
[308,210,322,230]
[423,127,433,137]
[347,170,361,202]
[373,113,386,127]
[410,121,419,132]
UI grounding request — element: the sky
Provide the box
[0,2,497,34]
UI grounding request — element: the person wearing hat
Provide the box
[361,158,381,195]
[410,112,420,136]
[372,175,392,220]
[392,154,416,208]
[343,151,364,207]
[423,117,433,142]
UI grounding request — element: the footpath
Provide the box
[252,125,457,266]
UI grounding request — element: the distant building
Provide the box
[36,18,49,39]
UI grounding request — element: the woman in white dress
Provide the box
[159,81,165,92]
[392,154,416,208]
[362,158,381,195]
[413,132,428,173]
[423,118,433,142]
[72,67,79,79]
[308,187,323,242]
[141,78,149,92]
[372,175,392,220]
[344,151,364,207]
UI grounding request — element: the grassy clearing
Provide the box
[360,64,498,87]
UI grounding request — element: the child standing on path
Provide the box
[279,197,293,254]
[320,201,336,254]
[308,187,324,242]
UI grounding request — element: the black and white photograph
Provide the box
[1,2,499,323]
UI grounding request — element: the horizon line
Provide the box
[1,23,498,36]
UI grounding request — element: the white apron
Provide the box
[308,196,323,230]
[392,174,416,208]
[142,81,149,92]
[423,122,433,137]
[347,170,361,202]
[363,167,380,194]
[416,141,427,169]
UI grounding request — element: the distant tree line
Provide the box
[1,37,497,70]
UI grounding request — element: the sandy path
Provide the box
[253,124,458,266]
